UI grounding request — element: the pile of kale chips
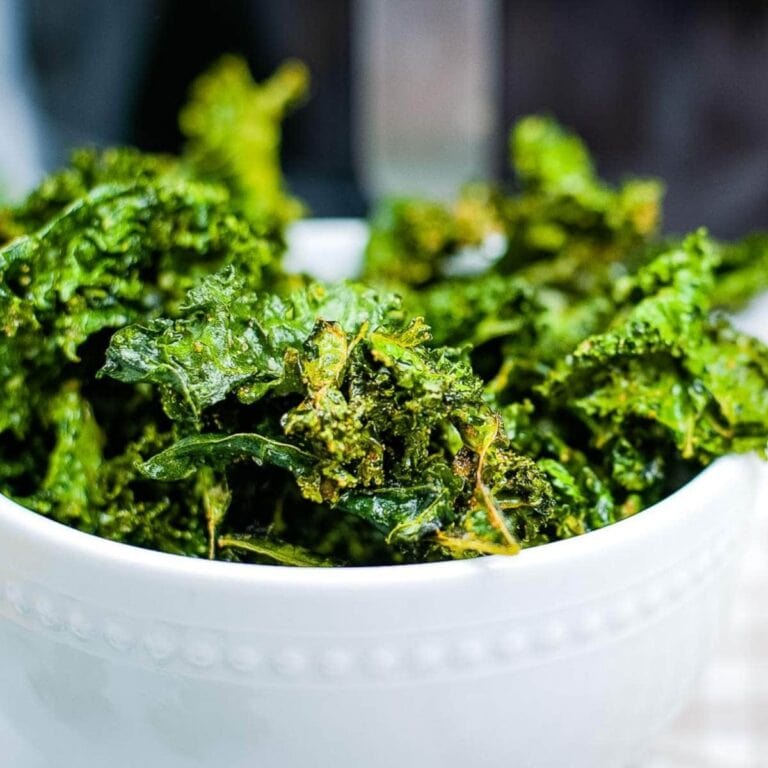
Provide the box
[2,58,768,566]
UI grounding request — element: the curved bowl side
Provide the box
[0,454,761,768]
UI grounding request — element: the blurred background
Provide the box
[3,0,768,236]
[1,2,768,767]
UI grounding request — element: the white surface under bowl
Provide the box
[0,220,764,768]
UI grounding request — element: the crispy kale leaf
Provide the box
[16,381,104,530]
[2,51,307,242]
[0,56,308,562]
[490,233,768,537]
[0,180,279,436]
[500,115,663,285]
[711,233,768,310]
[102,275,557,560]
[95,425,210,557]
[1,148,181,237]
[180,55,309,227]
[101,272,397,423]
[0,176,282,552]
[3,95,768,567]
[363,184,503,288]
[361,113,768,546]
[363,116,662,300]
[361,115,667,396]
[541,231,768,476]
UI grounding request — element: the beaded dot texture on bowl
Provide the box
[0,519,734,686]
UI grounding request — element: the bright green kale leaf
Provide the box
[711,232,768,310]
[499,116,663,287]
[401,271,553,396]
[16,381,104,530]
[363,184,502,288]
[180,54,309,227]
[1,180,277,352]
[3,55,308,240]
[6,385,209,557]
[364,198,458,287]
[363,116,662,300]
[2,148,181,236]
[405,271,542,349]
[360,115,666,408]
[511,113,594,192]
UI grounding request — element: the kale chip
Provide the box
[1,72,767,566]
[102,274,556,562]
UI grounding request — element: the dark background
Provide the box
[13,0,768,235]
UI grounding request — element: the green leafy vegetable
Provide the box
[180,54,309,227]
[1,66,767,566]
[0,57,297,558]
[711,233,768,310]
[102,275,557,560]
[538,232,768,518]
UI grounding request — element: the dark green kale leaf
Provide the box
[500,400,623,538]
[102,275,558,560]
[140,432,315,482]
[540,231,768,473]
[3,384,209,557]
[0,180,280,437]
[94,425,210,557]
[101,272,399,424]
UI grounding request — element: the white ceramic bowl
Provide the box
[0,221,765,768]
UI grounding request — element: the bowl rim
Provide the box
[0,453,756,588]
